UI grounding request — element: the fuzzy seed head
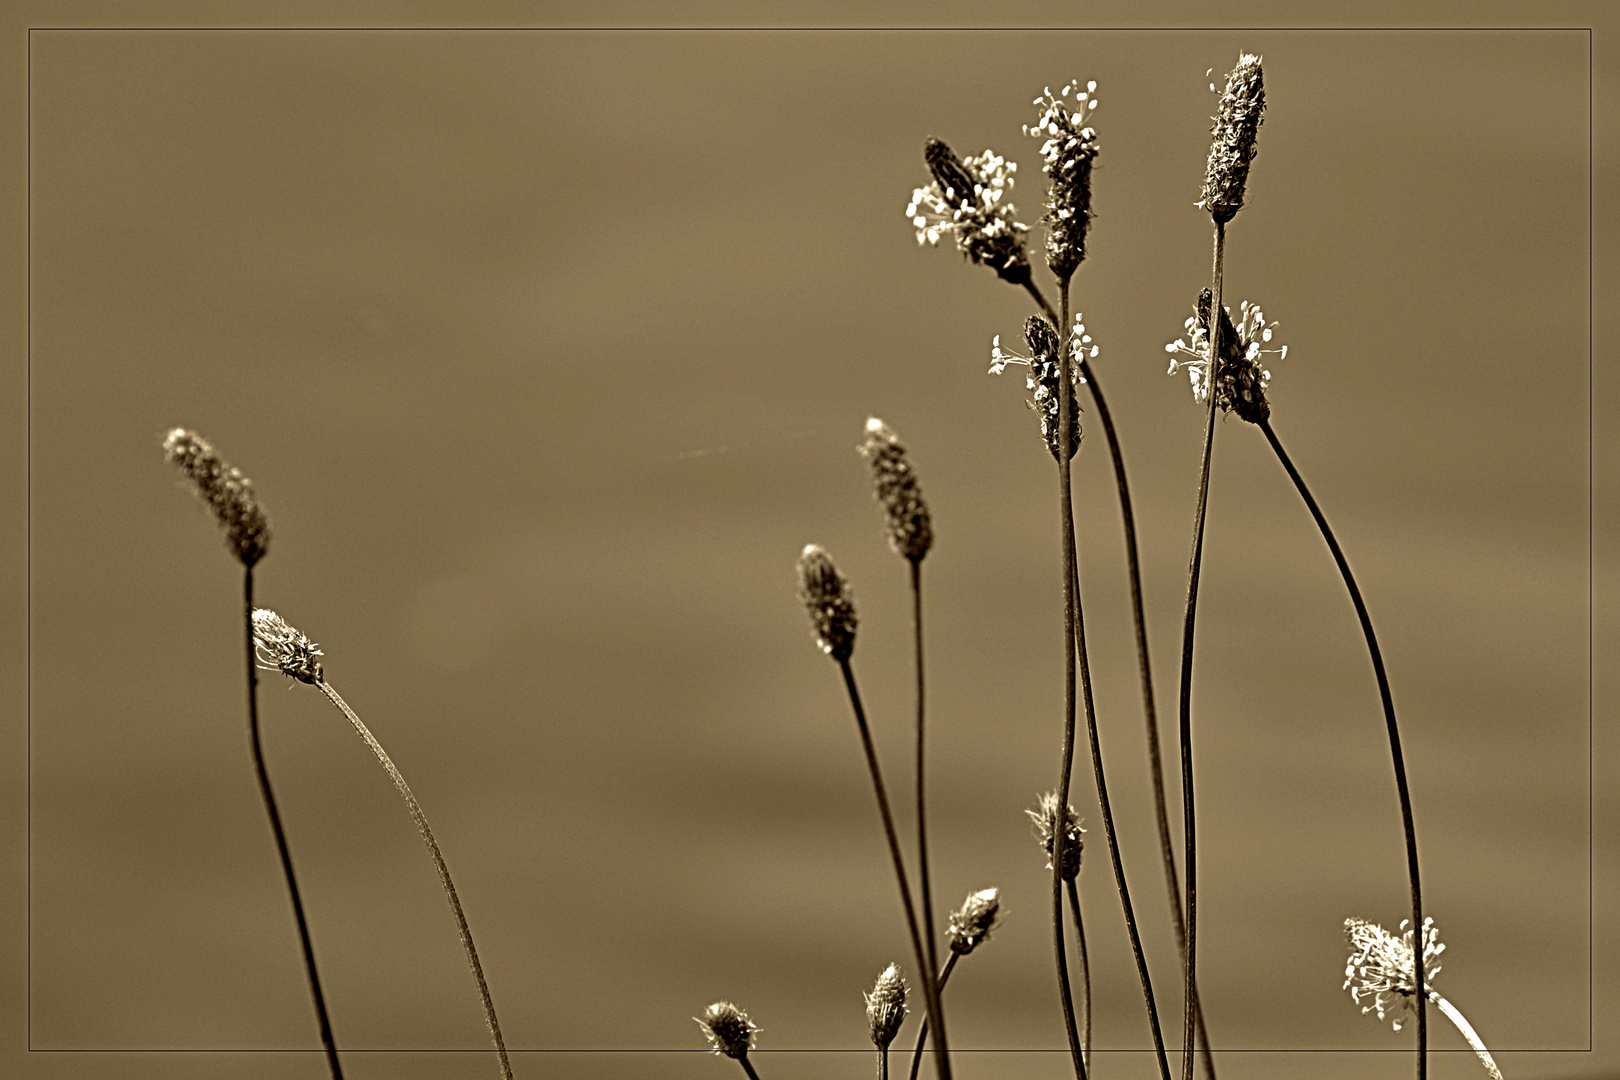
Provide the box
[696,1001,759,1059]
[946,887,1002,955]
[162,428,271,567]
[796,545,857,661]
[864,963,908,1049]
[908,137,1032,287]
[1027,792,1084,881]
[1199,53,1266,223]
[1026,80,1100,280]
[858,418,933,563]
[251,608,324,685]
[1344,917,1444,1032]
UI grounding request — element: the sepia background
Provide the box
[4,6,1616,1080]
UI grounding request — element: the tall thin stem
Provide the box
[837,660,952,1080]
[244,569,342,1080]
[313,680,512,1080]
[1052,277,1087,1080]
[1179,219,1224,1080]
[910,561,940,1017]
[738,1055,763,1080]
[1064,878,1091,1072]
[906,953,960,1080]
[1431,993,1501,1080]
[1259,417,1425,1080]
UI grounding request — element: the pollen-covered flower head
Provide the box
[1027,792,1084,881]
[796,544,857,661]
[1343,917,1444,1032]
[907,138,1032,287]
[989,314,1092,461]
[1026,80,1100,280]
[696,1001,759,1059]
[946,887,1002,956]
[251,608,324,685]
[859,418,933,564]
[1199,53,1266,223]
[864,963,908,1050]
[1164,289,1285,422]
[162,428,271,567]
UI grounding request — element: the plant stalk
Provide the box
[906,952,960,1080]
[911,560,941,1020]
[1064,878,1091,1072]
[1431,993,1501,1080]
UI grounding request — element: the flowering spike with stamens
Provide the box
[697,1001,760,1060]
[1199,53,1266,223]
[946,887,1002,956]
[859,418,933,564]
[797,545,857,661]
[1343,917,1443,1031]
[1165,289,1285,422]
[1026,80,1100,280]
[908,138,1032,287]
[252,608,324,685]
[865,963,909,1050]
[162,428,271,567]
[1027,792,1084,882]
[991,314,1088,460]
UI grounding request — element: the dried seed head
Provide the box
[858,418,933,563]
[1163,289,1285,422]
[796,545,857,661]
[162,428,271,567]
[1199,53,1266,223]
[907,137,1032,287]
[251,608,324,685]
[696,1001,759,1059]
[946,887,1002,956]
[1027,792,1084,881]
[864,963,908,1050]
[1343,917,1444,1032]
[1026,80,1100,281]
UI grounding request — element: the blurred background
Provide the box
[6,9,1613,1080]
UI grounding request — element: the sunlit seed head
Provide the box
[251,608,324,685]
[162,428,271,567]
[864,963,908,1049]
[696,1001,759,1059]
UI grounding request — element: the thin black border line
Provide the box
[22,21,1594,1062]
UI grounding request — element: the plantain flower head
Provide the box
[946,887,1002,956]
[1026,79,1100,280]
[797,545,857,661]
[908,138,1032,287]
[1027,792,1084,881]
[864,963,908,1050]
[162,428,271,567]
[858,418,933,564]
[252,608,324,685]
[1199,53,1266,223]
[696,1001,759,1059]
[1343,917,1444,1032]
[990,314,1091,460]
[1164,289,1285,422]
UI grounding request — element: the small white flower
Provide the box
[1343,917,1444,1032]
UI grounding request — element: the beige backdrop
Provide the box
[6,6,1614,1080]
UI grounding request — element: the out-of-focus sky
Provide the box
[5,5,1616,1080]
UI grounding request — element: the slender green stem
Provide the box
[1053,277,1087,1080]
[1179,219,1225,1080]
[738,1054,763,1080]
[313,680,512,1080]
[837,660,952,1080]
[1258,417,1425,1080]
[910,560,940,1016]
[1064,878,1091,1072]
[244,569,343,1080]
[1431,993,1501,1080]
[906,952,959,1080]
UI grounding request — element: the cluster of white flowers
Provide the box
[906,150,1026,252]
[1343,917,1444,1032]
[989,313,1095,378]
[1026,80,1098,180]
[1164,299,1284,406]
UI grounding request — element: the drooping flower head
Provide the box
[1343,917,1444,1032]
[1199,53,1266,223]
[858,418,933,564]
[946,887,1002,956]
[1164,289,1285,422]
[162,428,271,567]
[796,545,857,662]
[864,963,908,1050]
[908,138,1032,287]
[989,314,1092,460]
[1027,792,1084,881]
[251,608,324,685]
[1026,80,1100,280]
[696,1001,759,1059]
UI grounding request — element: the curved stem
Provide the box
[244,569,343,1079]
[1053,277,1087,1080]
[911,560,940,1015]
[837,660,952,1080]
[314,680,512,1080]
[1431,993,1501,1080]
[906,952,960,1080]
[1179,219,1224,1080]
[1259,417,1425,1080]
[1064,878,1091,1072]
